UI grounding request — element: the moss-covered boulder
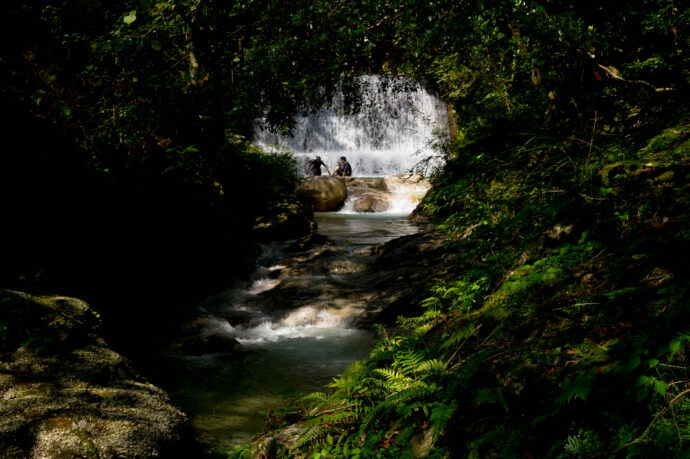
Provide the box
[0,290,190,457]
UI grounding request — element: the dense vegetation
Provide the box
[230,0,689,457]
[2,0,689,457]
[1,1,306,339]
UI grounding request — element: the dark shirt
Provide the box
[335,161,352,177]
[308,159,325,176]
[342,161,352,176]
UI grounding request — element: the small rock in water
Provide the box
[173,315,242,355]
[407,173,423,184]
[353,195,391,212]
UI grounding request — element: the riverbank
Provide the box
[243,121,690,458]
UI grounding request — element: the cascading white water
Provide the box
[253,75,449,177]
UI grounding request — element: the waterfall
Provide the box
[253,75,449,177]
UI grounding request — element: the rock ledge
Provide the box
[0,290,190,458]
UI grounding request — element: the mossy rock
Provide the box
[0,290,191,457]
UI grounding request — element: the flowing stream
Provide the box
[161,213,421,454]
[153,76,448,455]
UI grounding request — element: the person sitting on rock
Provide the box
[332,156,352,177]
[306,156,330,176]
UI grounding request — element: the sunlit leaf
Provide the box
[123,10,137,25]
[653,380,667,396]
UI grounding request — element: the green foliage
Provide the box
[4,0,689,458]
[235,6,689,448]
[555,374,593,405]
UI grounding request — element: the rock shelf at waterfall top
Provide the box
[294,174,431,215]
[341,174,430,214]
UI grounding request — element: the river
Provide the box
[162,74,445,455]
[158,211,421,455]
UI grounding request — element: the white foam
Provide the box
[200,302,361,345]
[202,316,237,336]
[338,179,430,216]
[247,278,280,295]
[233,321,359,345]
[279,306,354,328]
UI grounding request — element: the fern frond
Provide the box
[440,324,476,350]
[374,367,405,381]
[430,402,457,442]
[387,384,430,405]
[398,350,427,375]
[358,401,395,436]
[373,368,416,393]
[291,424,326,450]
[417,358,448,373]
[303,391,330,403]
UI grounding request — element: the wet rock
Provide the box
[295,176,348,211]
[353,192,391,212]
[346,180,391,212]
[284,232,332,253]
[346,177,388,191]
[405,173,423,184]
[328,259,366,275]
[387,174,430,189]
[251,226,456,327]
[252,202,316,241]
[343,174,431,214]
[0,290,190,458]
[354,229,458,325]
[173,316,242,355]
[384,175,405,189]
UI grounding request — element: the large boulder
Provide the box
[295,177,348,211]
[0,290,191,458]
